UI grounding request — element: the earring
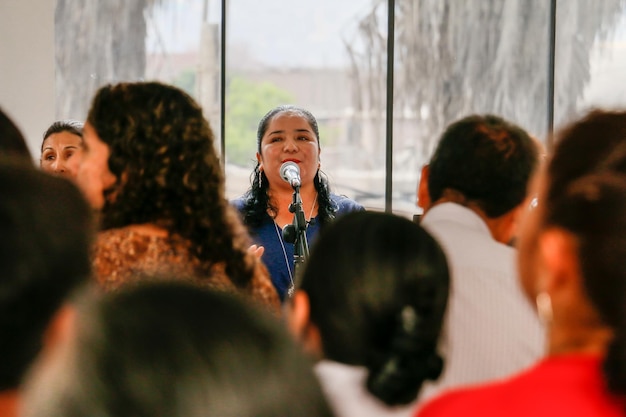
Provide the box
[536,292,553,324]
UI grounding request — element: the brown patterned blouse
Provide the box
[92,227,280,314]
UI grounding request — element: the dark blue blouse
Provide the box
[232,194,364,301]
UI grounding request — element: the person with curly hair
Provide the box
[40,120,84,179]
[232,105,364,301]
[76,81,279,312]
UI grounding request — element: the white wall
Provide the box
[0,0,55,157]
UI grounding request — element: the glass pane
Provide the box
[224,0,383,209]
[555,1,626,129]
[54,0,223,138]
[392,0,552,217]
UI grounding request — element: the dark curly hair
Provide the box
[240,105,336,229]
[87,81,254,288]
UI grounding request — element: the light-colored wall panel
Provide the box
[0,0,55,158]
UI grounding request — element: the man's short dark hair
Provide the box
[0,160,93,390]
[428,114,539,218]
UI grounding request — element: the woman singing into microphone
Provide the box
[233,105,363,301]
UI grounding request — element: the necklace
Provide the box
[273,194,317,298]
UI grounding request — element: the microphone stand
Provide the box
[282,184,310,297]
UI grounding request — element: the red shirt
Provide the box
[417,355,624,417]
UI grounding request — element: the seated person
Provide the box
[0,160,93,417]
[76,81,279,312]
[417,109,626,417]
[416,114,544,400]
[22,280,334,417]
[287,210,450,417]
[0,107,32,161]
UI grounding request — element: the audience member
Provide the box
[287,211,449,417]
[0,160,93,417]
[416,114,544,400]
[40,120,84,178]
[232,105,363,301]
[76,82,279,312]
[22,280,334,417]
[417,109,626,416]
[0,107,32,161]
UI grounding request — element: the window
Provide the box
[51,0,626,215]
[223,0,378,207]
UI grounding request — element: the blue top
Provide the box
[232,194,364,301]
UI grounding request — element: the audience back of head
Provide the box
[0,160,92,391]
[83,81,258,291]
[422,114,539,219]
[0,108,32,162]
[538,109,626,395]
[85,81,225,234]
[22,280,334,417]
[291,211,449,408]
[413,114,544,401]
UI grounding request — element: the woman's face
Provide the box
[40,132,83,178]
[257,113,320,192]
[76,122,117,209]
[517,169,548,300]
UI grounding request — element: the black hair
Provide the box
[428,114,539,218]
[22,280,334,417]
[299,211,449,405]
[240,105,335,229]
[0,107,32,161]
[0,159,93,390]
[542,109,626,396]
[41,119,84,152]
[546,109,626,204]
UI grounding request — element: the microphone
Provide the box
[280,161,301,188]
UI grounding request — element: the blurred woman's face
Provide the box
[517,169,547,301]
[76,123,117,209]
[40,132,83,178]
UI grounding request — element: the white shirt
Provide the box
[315,360,418,417]
[418,203,545,402]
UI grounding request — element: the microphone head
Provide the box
[280,161,300,178]
[280,161,301,187]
